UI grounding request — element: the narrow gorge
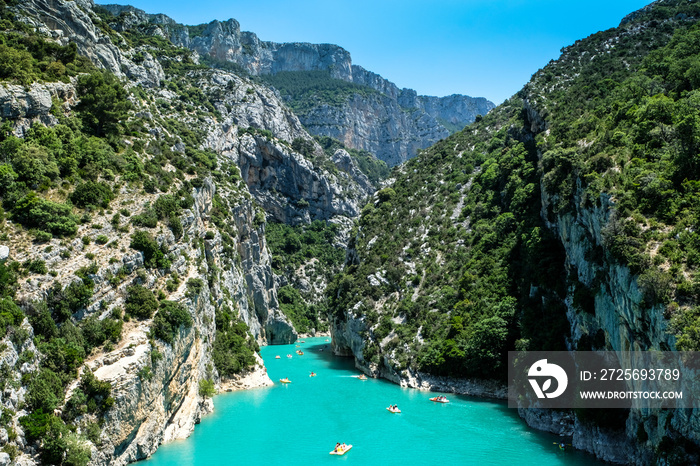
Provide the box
[0,0,699,465]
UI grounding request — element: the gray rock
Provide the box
[91,3,494,166]
[18,0,163,87]
[0,245,8,261]
[0,452,9,466]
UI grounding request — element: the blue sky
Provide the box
[101,0,652,104]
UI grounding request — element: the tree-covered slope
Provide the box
[329,1,700,462]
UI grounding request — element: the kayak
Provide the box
[280,378,291,384]
[275,355,280,359]
[386,407,401,413]
[430,397,449,403]
[330,445,353,455]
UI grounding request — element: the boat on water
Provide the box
[300,340,305,343]
[279,378,291,384]
[330,444,352,456]
[310,372,316,377]
[296,350,304,355]
[287,354,293,358]
[357,374,368,380]
[386,406,401,413]
[275,355,281,359]
[430,396,449,403]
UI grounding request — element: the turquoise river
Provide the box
[145,337,603,465]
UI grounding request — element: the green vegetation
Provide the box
[76,70,132,138]
[314,136,390,186]
[46,279,94,323]
[328,101,566,378]
[0,297,23,338]
[266,220,345,333]
[259,70,378,117]
[125,285,158,319]
[198,379,216,397]
[267,220,345,273]
[70,181,115,208]
[150,300,192,344]
[13,193,78,237]
[277,285,318,334]
[212,305,258,376]
[328,1,700,380]
[130,230,170,269]
[0,0,269,460]
[0,21,93,85]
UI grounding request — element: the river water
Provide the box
[145,337,602,465]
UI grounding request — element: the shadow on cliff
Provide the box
[306,342,356,372]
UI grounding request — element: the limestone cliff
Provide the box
[0,0,373,464]
[97,3,495,165]
[17,0,164,87]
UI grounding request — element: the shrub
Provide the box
[131,209,158,228]
[34,230,53,242]
[81,315,122,349]
[46,279,94,322]
[76,70,132,137]
[185,278,204,297]
[125,285,158,319]
[64,433,92,466]
[150,300,192,344]
[0,297,24,338]
[26,259,47,275]
[95,235,109,245]
[153,195,181,219]
[168,214,183,239]
[198,379,215,398]
[11,143,59,185]
[377,187,396,203]
[79,370,113,413]
[70,181,114,208]
[19,409,53,443]
[25,368,63,412]
[130,230,170,268]
[13,192,78,237]
[212,306,257,376]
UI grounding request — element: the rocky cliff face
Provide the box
[3,173,291,465]
[0,0,377,464]
[522,97,694,465]
[298,92,447,167]
[81,178,291,465]
[18,0,164,87]
[98,3,494,165]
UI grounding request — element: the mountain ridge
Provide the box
[96,2,495,165]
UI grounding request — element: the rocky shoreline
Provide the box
[218,354,274,392]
